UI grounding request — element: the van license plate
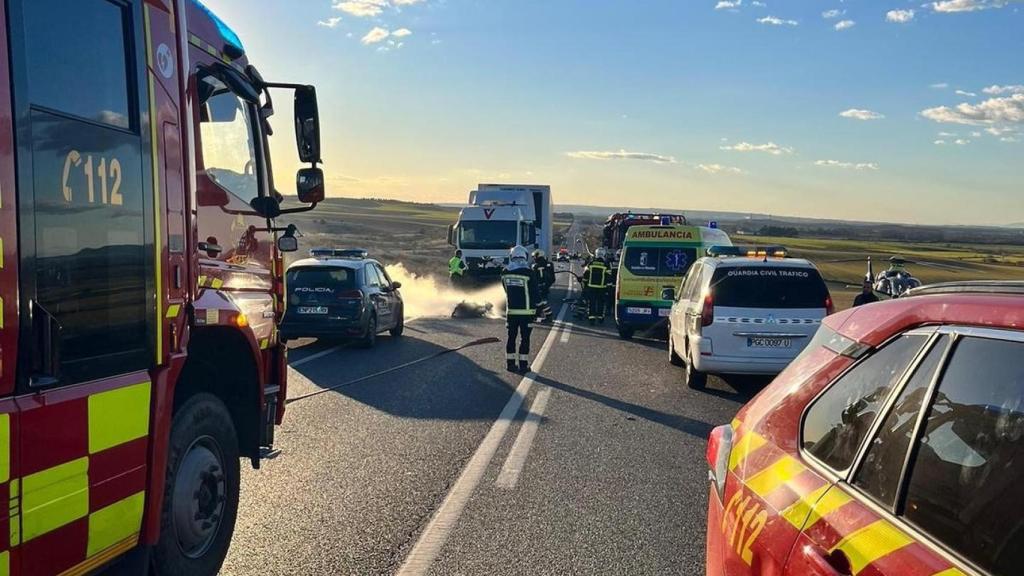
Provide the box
[627,307,651,315]
[748,337,792,348]
[298,306,329,314]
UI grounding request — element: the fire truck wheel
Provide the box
[156,393,240,576]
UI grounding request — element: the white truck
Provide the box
[447,184,553,280]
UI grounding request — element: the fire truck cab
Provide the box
[0,0,322,574]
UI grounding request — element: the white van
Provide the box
[667,255,833,388]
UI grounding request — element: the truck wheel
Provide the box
[669,333,684,367]
[155,394,240,576]
[389,310,404,337]
[685,350,708,390]
[617,325,635,340]
[361,315,378,348]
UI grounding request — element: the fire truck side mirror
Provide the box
[277,233,299,253]
[297,167,325,204]
[294,85,321,164]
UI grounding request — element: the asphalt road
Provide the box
[221,261,766,576]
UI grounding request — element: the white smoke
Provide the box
[385,263,505,319]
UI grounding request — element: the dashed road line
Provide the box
[495,386,552,489]
[396,299,571,576]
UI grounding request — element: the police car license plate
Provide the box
[298,306,329,314]
[747,337,792,348]
[627,307,651,315]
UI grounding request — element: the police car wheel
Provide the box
[684,350,707,389]
[361,315,378,348]
[156,393,240,576]
[669,333,685,367]
[389,309,404,337]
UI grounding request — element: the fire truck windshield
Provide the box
[199,75,260,203]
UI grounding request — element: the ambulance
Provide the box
[614,225,731,339]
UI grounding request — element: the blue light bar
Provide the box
[191,0,245,53]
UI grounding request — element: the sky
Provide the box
[201,0,1024,226]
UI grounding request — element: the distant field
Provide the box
[736,234,1024,309]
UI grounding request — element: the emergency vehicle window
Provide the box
[902,337,1024,574]
[852,338,947,508]
[287,267,356,290]
[199,76,259,203]
[374,264,393,288]
[365,265,382,288]
[24,0,132,129]
[710,267,830,309]
[802,334,926,472]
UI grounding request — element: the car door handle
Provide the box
[800,545,852,576]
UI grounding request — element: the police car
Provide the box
[706,281,1024,576]
[280,249,404,347]
[667,253,832,387]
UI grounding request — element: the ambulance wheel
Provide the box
[685,350,707,390]
[669,333,685,367]
[156,393,240,576]
[617,325,634,340]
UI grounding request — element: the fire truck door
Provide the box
[8,0,157,573]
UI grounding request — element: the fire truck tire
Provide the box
[155,394,240,576]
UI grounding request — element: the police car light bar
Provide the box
[310,248,369,259]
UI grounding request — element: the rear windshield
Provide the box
[711,266,828,308]
[287,266,357,290]
[622,246,697,277]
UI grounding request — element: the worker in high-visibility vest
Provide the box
[449,249,467,285]
[584,248,610,324]
[502,245,540,373]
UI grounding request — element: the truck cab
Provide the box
[0,1,322,574]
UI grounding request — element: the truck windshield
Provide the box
[459,221,517,250]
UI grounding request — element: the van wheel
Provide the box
[669,333,684,367]
[389,310,404,337]
[618,325,634,340]
[685,350,708,390]
[360,315,378,348]
[155,394,240,576]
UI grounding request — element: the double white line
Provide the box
[397,275,575,576]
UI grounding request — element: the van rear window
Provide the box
[711,267,829,308]
[622,247,697,277]
[287,267,357,290]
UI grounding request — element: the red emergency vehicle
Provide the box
[706,282,1024,576]
[0,0,323,574]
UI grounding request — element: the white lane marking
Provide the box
[396,300,571,576]
[494,386,552,489]
[560,261,577,343]
[289,345,344,368]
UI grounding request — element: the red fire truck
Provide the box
[0,0,323,574]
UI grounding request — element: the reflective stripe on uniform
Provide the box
[830,519,914,575]
[88,383,151,454]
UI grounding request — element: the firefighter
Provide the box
[449,249,467,286]
[532,249,555,323]
[584,248,610,324]
[502,245,541,373]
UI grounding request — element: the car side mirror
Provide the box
[297,167,325,204]
[392,281,402,290]
[294,85,321,164]
[661,287,675,301]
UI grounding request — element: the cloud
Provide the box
[334,0,388,17]
[930,0,1021,12]
[715,0,742,10]
[982,84,1024,95]
[392,0,425,4]
[955,90,977,97]
[392,28,412,37]
[751,1,766,6]
[697,163,744,174]
[361,26,390,44]
[934,139,947,145]
[758,15,799,26]
[839,108,885,120]
[954,138,971,145]
[921,93,1024,125]
[317,16,343,28]
[566,149,677,164]
[720,141,794,155]
[815,160,879,170]
[834,19,856,30]
[886,9,916,22]
[822,9,844,18]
